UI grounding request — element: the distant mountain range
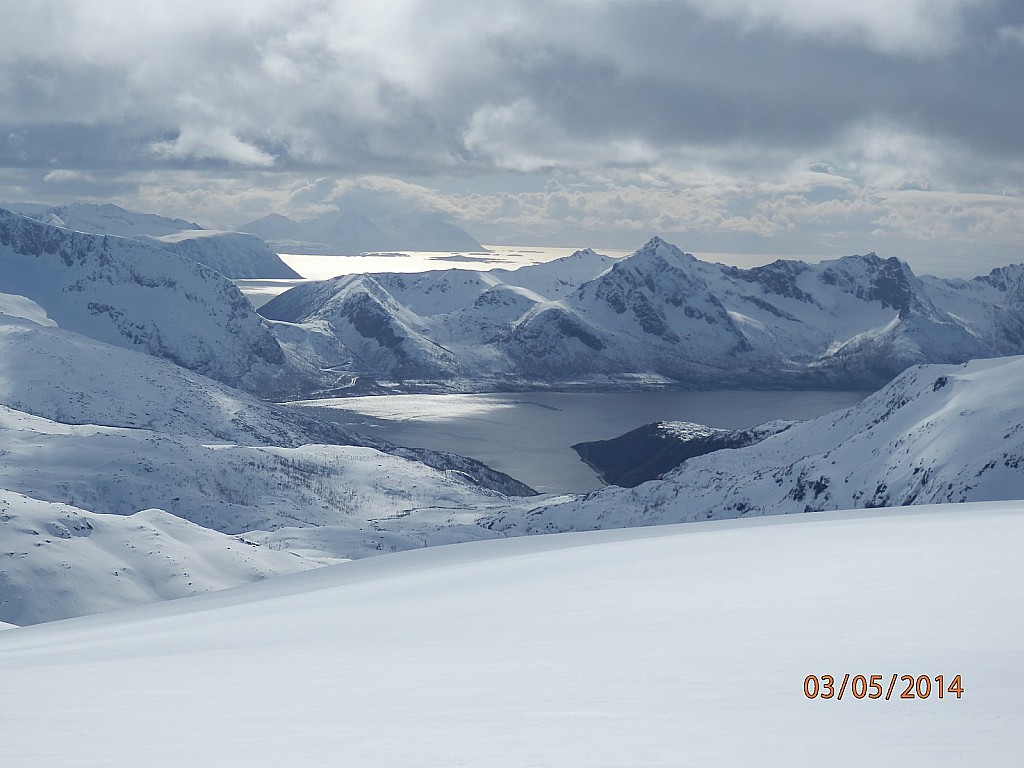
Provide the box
[240,209,484,254]
[260,236,1024,390]
[5,201,203,238]
[11,202,1024,630]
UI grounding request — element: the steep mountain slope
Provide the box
[241,209,483,254]
[262,237,1024,389]
[0,207,292,395]
[137,230,301,278]
[0,490,324,626]
[8,201,299,278]
[483,355,1024,534]
[261,273,465,379]
[259,248,619,382]
[2,504,1019,766]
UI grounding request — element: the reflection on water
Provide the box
[291,390,870,495]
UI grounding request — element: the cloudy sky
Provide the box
[2,0,1023,275]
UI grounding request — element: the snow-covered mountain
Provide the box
[482,354,1024,534]
[260,237,1024,389]
[10,199,1024,645]
[136,230,301,279]
[0,325,521,623]
[0,207,295,395]
[8,202,302,278]
[2,503,1019,766]
[240,209,484,254]
[0,234,535,623]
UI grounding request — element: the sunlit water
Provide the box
[291,390,869,494]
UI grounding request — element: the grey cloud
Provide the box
[0,0,1022,273]
[0,0,1018,176]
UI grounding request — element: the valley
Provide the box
[290,389,867,492]
[2,203,1024,633]
[6,2,1024,760]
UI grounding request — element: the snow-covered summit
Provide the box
[261,236,1024,389]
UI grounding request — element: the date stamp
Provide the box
[803,674,964,701]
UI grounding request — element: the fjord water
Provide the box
[270,246,864,493]
[293,390,869,493]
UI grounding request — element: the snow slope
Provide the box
[0,503,1018,767]
[262,237,1024,389]
[0,272,533,623]
[484,355,1024,534]
[0,489,323,626]
[0,309,356,445]
[0,402,510,536]
[137,230,301,279]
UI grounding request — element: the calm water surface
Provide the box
[293,390,870,494]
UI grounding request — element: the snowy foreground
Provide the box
[2,503,1020,767]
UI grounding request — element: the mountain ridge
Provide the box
[261,236,1024,390]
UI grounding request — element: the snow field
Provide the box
[0,503,1020,767]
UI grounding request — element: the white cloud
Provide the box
[42,169,91,183]
[149,126,276,168]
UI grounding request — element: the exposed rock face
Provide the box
[572,420,793,487]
